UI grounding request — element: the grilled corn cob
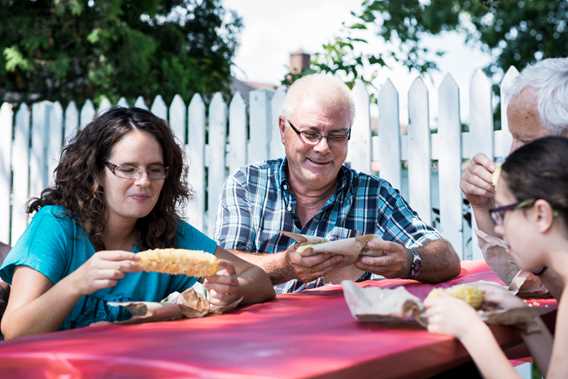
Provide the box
[426,285,485,309]
[138,248,219,277]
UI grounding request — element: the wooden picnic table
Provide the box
[0,260,556,379]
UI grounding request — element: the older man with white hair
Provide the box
[461,58,568,298]
[216,74,460,293]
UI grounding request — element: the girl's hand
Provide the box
[424,291,484,340]
[69,250,140,296]
[204,260,242,308]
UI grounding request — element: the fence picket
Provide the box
[349,80,372,174]
[64,101,79,145]
[468,69,494,260]
[11,105,31,244]
[134,96,147,110]
[438,74,464,258]
[0,104,13,243]
[248,90,272,164]
[151,95,167,121]
[377,79,402,188]
[48,102,63,186]
[270,86,286,159]
[30,102,50,201]
[79,100,95,130]
[498,67,519,157]
[207,93,227,234]
[407,78,432,224]
[229,93,247,175]
[170,95,186,145]
[186,95,206,231]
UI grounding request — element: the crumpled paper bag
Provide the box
[342,280,540,331]
[108,282,243,324]
[283,231,375,284]
[477,230,549,298]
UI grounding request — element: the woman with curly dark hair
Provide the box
[0,107,274,339]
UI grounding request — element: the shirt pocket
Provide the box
[325,226,357,241]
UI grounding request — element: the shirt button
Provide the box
[287,205,292,212]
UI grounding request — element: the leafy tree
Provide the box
[0,0,242,104]
[284,0,568,87]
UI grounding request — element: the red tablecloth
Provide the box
[0,261,556,379]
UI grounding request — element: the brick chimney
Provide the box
[289,49,311,74]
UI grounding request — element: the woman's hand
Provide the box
[424,291,485,340]
[204,260,242,308]
[69,250,140,296]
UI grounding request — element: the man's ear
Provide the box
[534,199,555,233]
[278,116,287,146]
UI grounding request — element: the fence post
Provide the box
[79,100,95,130]
[407,77,433,225]
[438,74,464,258]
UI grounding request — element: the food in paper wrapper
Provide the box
[342,280,539,330]
[426,285,485,309]
[108,282,243,324]
[283,231,375,283]
[138,248,219,277]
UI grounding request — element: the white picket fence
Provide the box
[0,67,519,260]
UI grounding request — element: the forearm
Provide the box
[237,265,276,305]
[1,276,80,339]
[460,323,520,379]
[472,204,497,237]
[521,316,553,375]
[417,239,460,283]
[230,250,294,284]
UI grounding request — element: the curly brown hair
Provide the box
[28,107,190,250]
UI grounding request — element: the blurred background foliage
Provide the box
[283,0,568,90]
[0,0,242,104]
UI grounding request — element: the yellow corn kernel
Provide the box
[447,285,485,309]
[425,285,484,309]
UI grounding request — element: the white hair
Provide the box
[507,58,568,135]
[281,74,355,126]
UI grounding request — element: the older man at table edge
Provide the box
[215,74,460,294]
[461,58,568,300]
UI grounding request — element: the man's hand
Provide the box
[354,239,409,278]
[286,244,346,283]
[460,153,496,208]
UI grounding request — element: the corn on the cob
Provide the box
[138,248,219,277]
[425,285,485,309]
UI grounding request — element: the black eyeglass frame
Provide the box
[104,161,169,181]
[286,119,351,145]
[488,199,535,225]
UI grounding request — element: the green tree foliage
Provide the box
[284,0,568,86]
[0,0,243,104]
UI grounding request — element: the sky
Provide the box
[223,0,493,120]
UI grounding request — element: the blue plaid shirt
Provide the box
[215,158,441,293]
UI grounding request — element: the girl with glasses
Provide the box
[0,107,274,339]
[425,136,568,378]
